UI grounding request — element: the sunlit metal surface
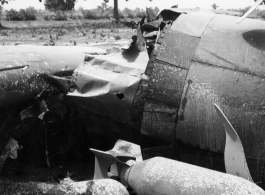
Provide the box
[214,104,253,182]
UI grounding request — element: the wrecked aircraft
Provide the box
[1,5,265,192]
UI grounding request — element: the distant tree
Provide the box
[97,2,111,14]
[44,0,76,12]
[123,7,132,16]
[258,9,265,18]
[104,0,153,20]
[212,3,219,10]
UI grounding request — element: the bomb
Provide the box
[91,140,265,195]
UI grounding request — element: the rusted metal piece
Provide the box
[214,104,253,182]
[91,140,265,195]
[0,46,106,108]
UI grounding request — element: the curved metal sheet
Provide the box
[171,13,215,37]
[156,28,201,70]
[194,15,265,78]
[176,61,265,161]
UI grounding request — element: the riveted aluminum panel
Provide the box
[171,13,215,37]
[156,28,200,70]
[141,101,177,142]
[145,60,188,107]
[194,15,265,78]
[176,61,265,162]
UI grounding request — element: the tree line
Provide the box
[0,3,159,21]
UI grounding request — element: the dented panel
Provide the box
[68,63,141,123]
[67,45,149,124]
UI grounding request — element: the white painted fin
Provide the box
[237,0,264,24]
[214,104,253,182]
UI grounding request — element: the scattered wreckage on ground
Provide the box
[1,5,265,194]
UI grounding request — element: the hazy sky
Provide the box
[2,0,263,11]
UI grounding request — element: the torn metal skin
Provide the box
[67,23,149,125]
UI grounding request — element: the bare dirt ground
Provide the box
[0,19,137,194]
[0,19,135,48]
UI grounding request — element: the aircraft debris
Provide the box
[214,104,253,181]
[0,138,20,172]
[91,140,265,195]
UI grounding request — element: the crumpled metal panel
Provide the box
[156,27,200,70]
[171,13,216,37]
[0,46,104,107]
[176,61,265,162]
[68,64,140,124]
[145,60,188,107]
[194,14,265,78]
[83,51,148,77]
[68,49,149,124]
[141,102,177,142]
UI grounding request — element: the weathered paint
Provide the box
[156,26,200,70]
[145,60,188,106]
[126,157,265,195]
[193,14,265,78]
[134,22,198,142]
[140,102,177,142]
[176,61,265,180]
[170,13,215,37]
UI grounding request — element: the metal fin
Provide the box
[90,140,140,180]
[90,149,117,180]
[237,0,263,24]
[108,139,142,176]
[108,139,143,161]
[214,104,253,182]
